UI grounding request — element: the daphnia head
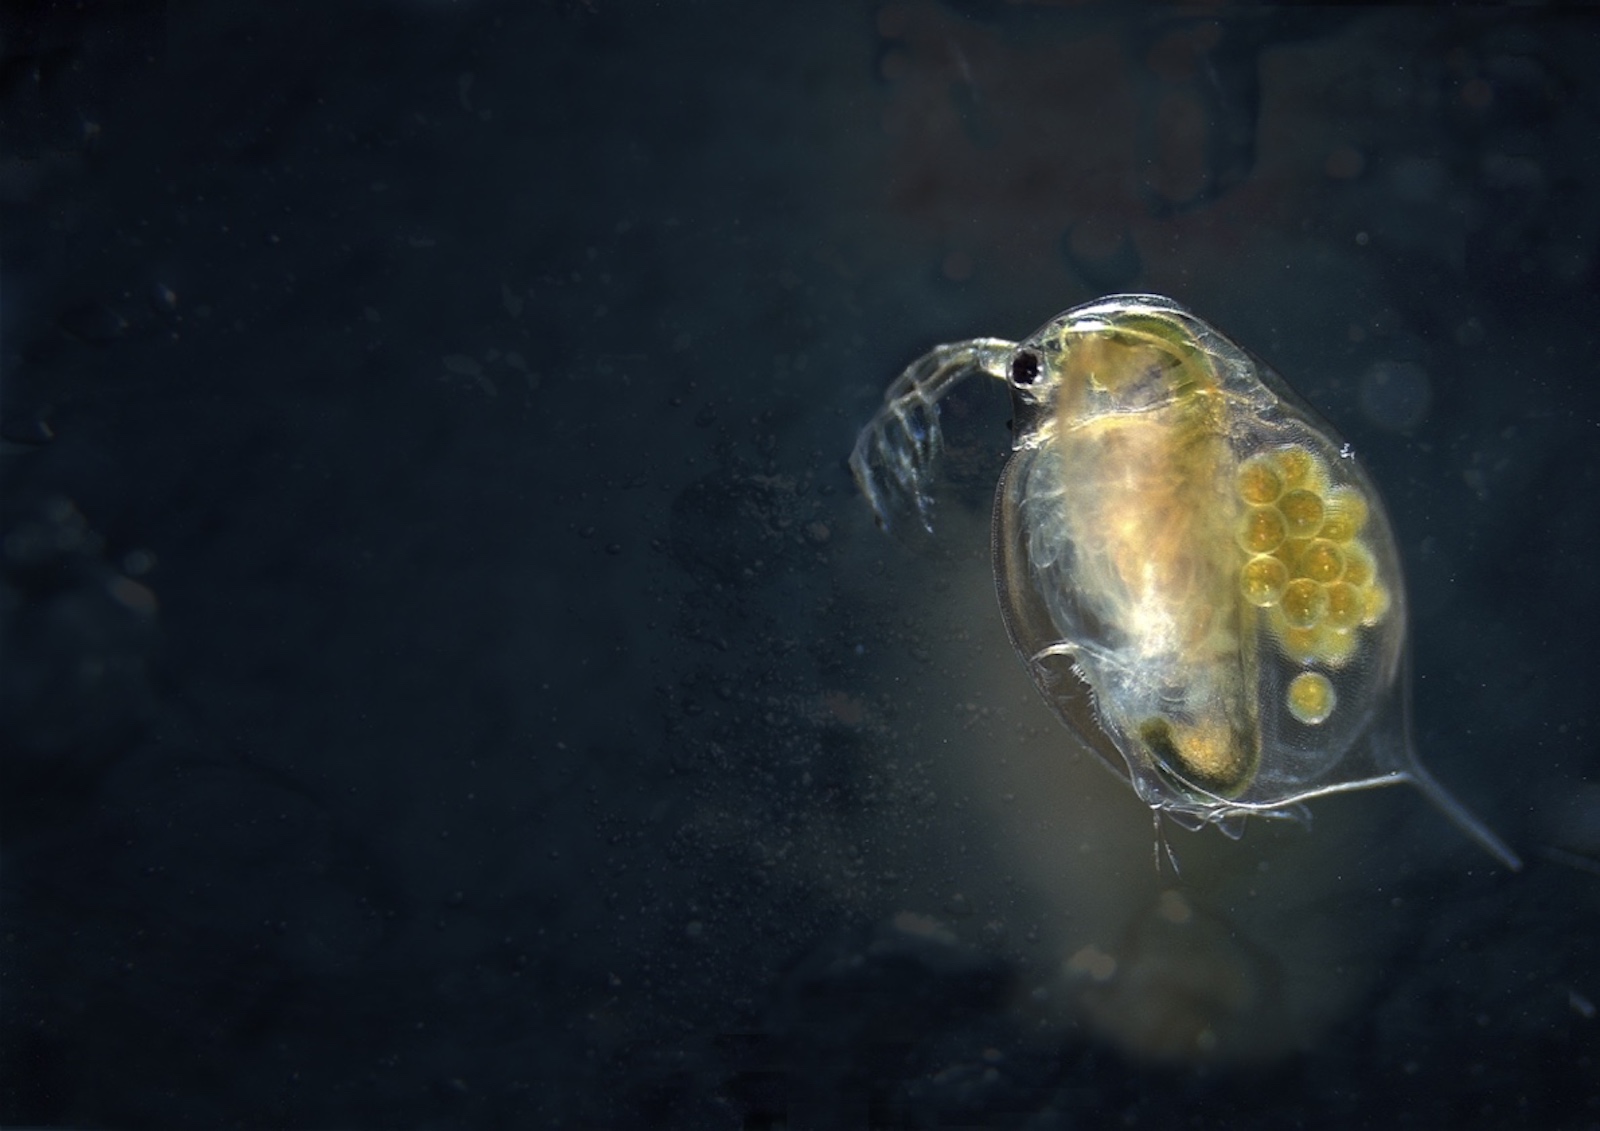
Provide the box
[999,294,1258,448]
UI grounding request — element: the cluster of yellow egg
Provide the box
[1234,444,1390,718]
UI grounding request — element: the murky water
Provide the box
[3,3,1597,1127]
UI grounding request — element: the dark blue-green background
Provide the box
[4,2,1597,1127]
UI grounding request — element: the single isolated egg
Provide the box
[850,294,1519,870]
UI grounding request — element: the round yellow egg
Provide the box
[1270,445,1316,489]
[1237,455,1283,505]
[1239,506,1288,554]
[1279,490,1325,540]
[1286,671,1336,725]
[1323,582,1366,630]
[1341,542,1376,588]
[1298,539,1344,584]
[1318,487,1369,542]
[1280,578,1328,629]
[1240,554,1289,607]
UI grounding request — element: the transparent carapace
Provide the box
[851,294,1519,870]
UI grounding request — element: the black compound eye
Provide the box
[1010,350,1041,386]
